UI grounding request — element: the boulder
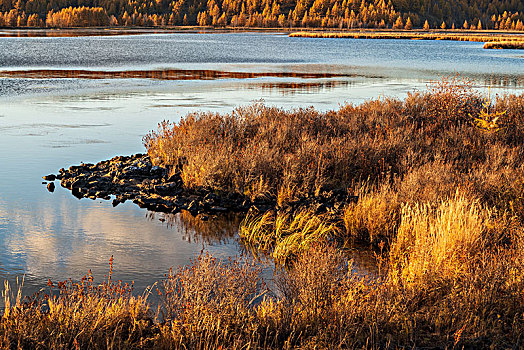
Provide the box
[43,174,56,181]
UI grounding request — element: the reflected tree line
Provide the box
[0,0,522,30]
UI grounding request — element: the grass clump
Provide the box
[342,183,400,245]
[240,210,339,264]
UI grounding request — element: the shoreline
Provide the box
[289,30,524,49]
[44,153,355,219]
[2,27,523,49]
[0,26,522,37]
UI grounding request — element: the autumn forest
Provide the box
[0,0,522,30]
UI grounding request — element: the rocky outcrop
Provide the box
[44,153,357,217]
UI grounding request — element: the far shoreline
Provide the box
[0,26,523,38]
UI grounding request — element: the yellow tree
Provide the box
[392,15,402,29]
[404,16,412,29]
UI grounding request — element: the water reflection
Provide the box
[147,210,241,244]
[0,68,351,80]
[0,28,184,38]
[257,80,351,95]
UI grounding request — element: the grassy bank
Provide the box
[144,76,524,259]
[484,40,524,49]
[145,76,524,218]
[3,237,524,348]
[4,77,524,348]
[289,30,524,48]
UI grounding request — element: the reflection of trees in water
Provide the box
[146,210,243,244]
[0,69,348,81]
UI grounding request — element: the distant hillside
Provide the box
[0,0,522,29]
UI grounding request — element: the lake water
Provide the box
[0,31,522,300]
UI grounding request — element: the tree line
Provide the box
[0,0,522,29]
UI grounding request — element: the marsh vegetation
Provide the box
[5,77,519,348]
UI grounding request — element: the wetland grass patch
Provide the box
[3,76,524,348]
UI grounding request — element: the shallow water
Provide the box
[0,32,522,301]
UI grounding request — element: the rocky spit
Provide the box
[43,153,356,219]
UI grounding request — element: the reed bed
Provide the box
[240,209,339,263]
[484,40,524,49]
[289,30,524,46]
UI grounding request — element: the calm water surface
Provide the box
[0,32,522,300]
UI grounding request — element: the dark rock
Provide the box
[153,182,180,196]
[72,188,84,199]
[43,174,56,181]
[47,182,55,192]
[187,200,199,215]
[71,179,88,190]
[95,191,108,198]
[56,153,291,216]
[134,196,159,209]
[210,206,228,212]
[150,166,164,177]
[166,172,183,184]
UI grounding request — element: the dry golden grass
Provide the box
[1,259,154,349]
[2,236,524,348]
[240,209,339,264]
[342,182,400,245]
[290,30,524,48]
[3,76,524,348]
[483,41,524,49]
[391,193,494,282]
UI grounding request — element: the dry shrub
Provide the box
[143,77,520,213]
[404,75,483,132]
[158,253,266,348]
[465,144,524,219]
[397,160,462,203]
